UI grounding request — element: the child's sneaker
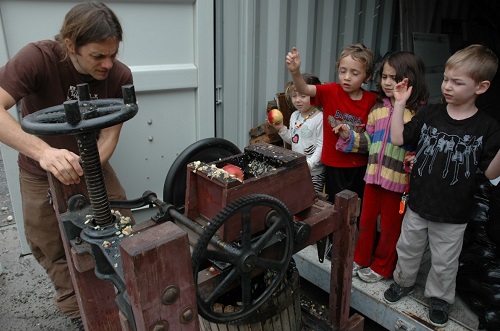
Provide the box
[352,262,362,277]
[357,267,383,283]
[429,297,449,327]
[383,282,414,304]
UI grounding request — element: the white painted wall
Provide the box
[0,0,215,253]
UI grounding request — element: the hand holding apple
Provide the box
[267,108,283,125]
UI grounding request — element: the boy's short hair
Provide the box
[446,44,498,83]
[336,43,374,79]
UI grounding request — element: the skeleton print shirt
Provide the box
[403,103,500,224]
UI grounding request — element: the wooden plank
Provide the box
[120,221,199,331]
[118,311,134,331]
[340,314,364,331]
[249,132,282,145]
[329,190,363,329]
[70,247,95,273]
[48,175,123,330]
[295,200,338,249]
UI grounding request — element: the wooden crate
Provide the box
[184,143,316,242]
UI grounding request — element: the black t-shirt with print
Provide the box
[402,103,500,224]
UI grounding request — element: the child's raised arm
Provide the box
[285,47,317,97]
[485,149,500,180]
[390,78,413,146]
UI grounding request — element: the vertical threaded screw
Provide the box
[77,131,113,225]
[63,85,113,226]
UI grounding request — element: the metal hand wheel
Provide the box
[21,84,138,135]
[20,83,138,225]
[191,194,294,324]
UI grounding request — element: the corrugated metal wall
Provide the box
[217,0,396,150]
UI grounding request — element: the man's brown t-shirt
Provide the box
[0,40,133,177]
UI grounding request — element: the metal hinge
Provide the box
[394,318,416,331]
[216,85,222,105]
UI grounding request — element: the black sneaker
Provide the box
[71,317,84,331]
[429,297,449,327]
[383,282,414,304]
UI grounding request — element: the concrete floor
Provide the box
[295,245,480,331]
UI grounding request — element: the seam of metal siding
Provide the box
[219,0,395,150]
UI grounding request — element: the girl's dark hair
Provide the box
[376,51,429,112]
[302,73,321,85]
[55,1,123,60]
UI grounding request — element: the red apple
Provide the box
[267,108,283,125]
[222,164,244,181]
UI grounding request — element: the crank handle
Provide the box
[109,190,158,209]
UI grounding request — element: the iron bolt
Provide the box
[161,285,180,305]
[150,320,168,331]
[180,307,196,324]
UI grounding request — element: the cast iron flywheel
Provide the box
[191,194,295,324]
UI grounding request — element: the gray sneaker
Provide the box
[352,262,362,277]
[357,267,383,283]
